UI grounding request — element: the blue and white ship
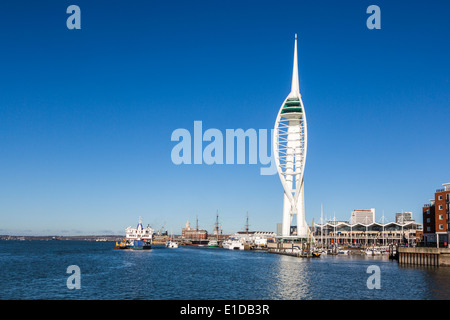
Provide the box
[114,217,153,250]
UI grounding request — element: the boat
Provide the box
[114,240,129,249]
[166,232,178,248]
[338,249,349,255]
[114,217,153,250]
[222,238,244,250]
[221,239,231,249]
[130,240,151,250]
[365,247,383,255]
[183,239,209,247]
[165,240,178,248]
[208,239,219,247]
[312,251,321,258]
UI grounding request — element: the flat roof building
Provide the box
[351,209,375,225]
[314,220,422,247]
[396,212,414,224]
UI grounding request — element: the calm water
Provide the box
[0,240,449,300]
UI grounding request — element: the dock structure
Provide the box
[266,240,315,258]
[398,247,450,267]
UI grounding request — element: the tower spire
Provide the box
[289,34,300,98]
[274,34,308,239]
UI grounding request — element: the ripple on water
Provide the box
[0,241,449,300]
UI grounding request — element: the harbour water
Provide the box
[0,240,449,300]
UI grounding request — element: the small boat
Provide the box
[338,250,349,255]
[165,240,178,248]
[114,240,129,249]
[312,251,321,258]
[365,248,381,255]
[208,239,219,247]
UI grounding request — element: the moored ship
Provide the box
[114,217,153,250]
[208,239,219,247]
[222,238,244,250]
[183,239,209,247]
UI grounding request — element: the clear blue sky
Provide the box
[0,1,449,235]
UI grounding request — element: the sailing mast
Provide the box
[196,215,199,241]
[215,209,220,240]
[321,204,323,249]
[308,218,314,244]
[245,210,250,236]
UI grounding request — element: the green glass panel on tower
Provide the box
[281,97,303,114]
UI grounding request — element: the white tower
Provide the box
[273,34,308,238]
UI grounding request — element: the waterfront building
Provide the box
[329,220,350,225]
[181,219,208,240]
[396,212,414,224]
[314,221,422,247]
[276,223,282,236]
[350,209,375,225]
[422,183,450,247]
[273,34,308,238]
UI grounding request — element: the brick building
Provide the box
[422,183,450,247]
[181,220,208,240]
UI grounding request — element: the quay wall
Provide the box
[398,247,450,267]
[267,242,294,250]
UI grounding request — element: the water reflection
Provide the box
[269,255,311,299]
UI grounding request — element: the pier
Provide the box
[398,247,450,267]
[266,241,317,257]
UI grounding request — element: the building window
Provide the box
[439,215,444,220]
[426,218,431,223]
[438,195,443,200]
[439,224,444,230]
[427,210,430,215]
[439,205,443,210]
[427,227,431,232]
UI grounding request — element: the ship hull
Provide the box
[184,240,209,247]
